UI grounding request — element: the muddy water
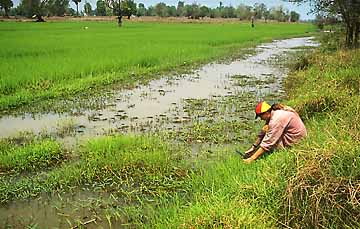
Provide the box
[0,37,318,146]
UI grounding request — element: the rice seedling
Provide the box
[0,21,315,112]
[0,139,65,174]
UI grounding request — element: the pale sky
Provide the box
[12,0,315,20]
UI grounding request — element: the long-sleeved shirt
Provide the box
[259,109,307,151]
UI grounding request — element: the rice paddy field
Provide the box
[0,21,314,112]
[2,20,359,228]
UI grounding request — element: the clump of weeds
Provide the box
[55,118,78,138]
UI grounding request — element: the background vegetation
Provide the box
[2,0,301,23]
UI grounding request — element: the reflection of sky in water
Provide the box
[0,37,318,140]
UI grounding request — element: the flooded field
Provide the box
[0,37,317,144]
[0,37,318,228]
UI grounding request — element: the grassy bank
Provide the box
[281,48,360,227]
[0,21,314,112]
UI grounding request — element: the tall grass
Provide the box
[0,139,64,173]
[141,151,295,228]
[0,21,315,111]
[0,135,190,204]
[282,48,360,228]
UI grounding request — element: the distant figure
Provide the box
[117,15,123,27]
[241,101,307,163]
[251,16,255,28]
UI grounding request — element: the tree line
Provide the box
[290,0,359,48]
[0,0,300,22]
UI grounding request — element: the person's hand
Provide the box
[244,145,256,155]
[243,156,255,164]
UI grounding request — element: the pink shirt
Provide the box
[260,109,307,151]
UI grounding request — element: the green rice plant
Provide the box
[0,135,191,204]
[0,139,64,173]
[0,21,315,112]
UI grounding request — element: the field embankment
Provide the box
[0,21,314,113]
[280,48,360,227]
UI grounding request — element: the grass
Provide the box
[1,45,359,226]
[0,139,64,173]
[278,48,360,228]
[0,21,315,112]
[1,21,359,228]
[0,135,190,205]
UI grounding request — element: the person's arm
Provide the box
[244,137,261,155]
[243,147,266,163]
[244,124,269,156]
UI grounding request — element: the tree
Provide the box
[84,2,92,15]
[176,1,184,16]
[136,2,145,17]
[105,0,122,26]
[183,4,192,18]
[221,6,236,18]
[47,0,69,16]
[236,4,252,20]
[290,10,300,22]
[269,6,287,22]
[96,0,106,15]
[209,8,220,18]
[145,5,155,16]
[199,5,209,18]
[72,0,81,16]
[0,0,13,17]
[18,0,48,21]
[287,0,360,48]
[155,2,167,17]
[167,5,176,17]
[121,0,135,19]
[253,3,267,20]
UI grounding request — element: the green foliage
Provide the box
[0,135,190,203]
[0,0,13,17]
[46,0,69,16]
[0,139,64,173]
[0,21,315,112]
[121,0,136,18]
[283,48,360,228]
[142,150,295,228]
[95,0,106,16]
[84,2,92,15]
[287,0,360,48]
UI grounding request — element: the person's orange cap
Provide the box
[255,101,271,118]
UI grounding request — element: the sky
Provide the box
[12,0,315,20]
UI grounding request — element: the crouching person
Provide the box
[243,101,307,163]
